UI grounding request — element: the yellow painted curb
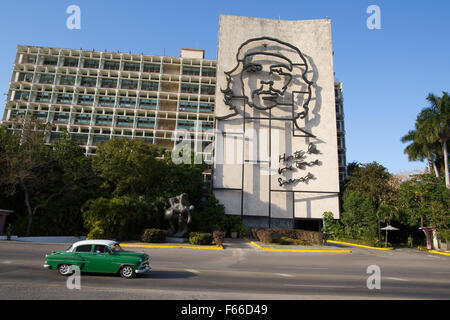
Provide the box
[121,243,223,250]
[417,246,450,257]
[327,240,394,251]
[244,238,351,253]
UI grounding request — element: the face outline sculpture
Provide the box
[219,36,314,137]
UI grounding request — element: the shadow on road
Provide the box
[78,270,198,280]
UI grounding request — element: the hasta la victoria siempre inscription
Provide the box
[278,143,321,187]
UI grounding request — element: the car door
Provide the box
[89,245,115,273]
[73,244,93,271]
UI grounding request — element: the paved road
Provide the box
[0,240,449,300]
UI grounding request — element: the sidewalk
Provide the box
[244,238,352,253]
[0,236,86,244]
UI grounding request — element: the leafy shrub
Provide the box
[256,229,279,244]
[141,228,167,243]
[82,196,164,241]
[213,230,225,246]
[189,232,214,245]
[251,228,264,240]
[255,228,323,246]
[190,195,227,233]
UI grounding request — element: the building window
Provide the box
[10,110,27,119]
[84,59,99,69]
[123,62,140,71]
[182,66,200,76]
[200,85,215,95]
[101,78,117,88]
[116,116,134,127]
[39,74,54,84]
[141,81,158,91]
[74,114,91,125]
[200,121,213,130]
[98,96,116,106]
[103,60,120,70]
[177,120,196,131]
[43,57,58,66]
[72,133,89,145]
[143,64,160,73]
[95,115,113,126]
[92,135,110,145]
[35,92,52,102]
[54,112,69,123]
[80,77,97,87]
[78,95,94,105]
[180,84,199,94]
[139,98,157,109]
[26,55,37,64]
[202,68,216,77]
[57,93,73,104]
[18,73,33,82]
[199,103,214,113]
[64,58,79,67]
[118,97,136,108]
[121,80,138,90]
[179,101,198,112]
[60,75,75,85]
[14,91,30,101]
[137,118,155,128]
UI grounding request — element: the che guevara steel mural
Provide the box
[216,36,321,187]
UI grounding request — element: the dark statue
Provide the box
[164,193,194,238]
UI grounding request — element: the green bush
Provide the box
[82,196,164,241]
[141,228,167,243]
[213,230,225,246]
[190,195,227,233]
[255,228,323,246]
[189,232,214,245]
[226,216,246,237]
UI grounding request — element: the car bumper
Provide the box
[43,264,51,269]
[135,263,151,274]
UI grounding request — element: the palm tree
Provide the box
[416,92,450,188]
[401,128,441,177]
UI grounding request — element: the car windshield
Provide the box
[66,245,73,251]
[111,243,123,252]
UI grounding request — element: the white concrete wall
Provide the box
[214,15,340,222]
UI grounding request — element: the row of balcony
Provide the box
[11,91,215,112]
[14,73,216,95]
[9,110,214,131]
[20,55,216,77]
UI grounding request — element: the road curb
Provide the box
[244,238,352,253]
[327,240,394,251]
[417,246,450,257]
[120,243,223,250]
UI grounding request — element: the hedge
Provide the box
[252,228,323,246]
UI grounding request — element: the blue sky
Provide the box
[1,0,449,174]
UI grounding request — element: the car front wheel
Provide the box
[119,265,135,279]
[58,264,73,276]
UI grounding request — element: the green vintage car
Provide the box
[43,240,151,279]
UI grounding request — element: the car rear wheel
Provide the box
[119,265,135,279]
[58,264,73,276]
